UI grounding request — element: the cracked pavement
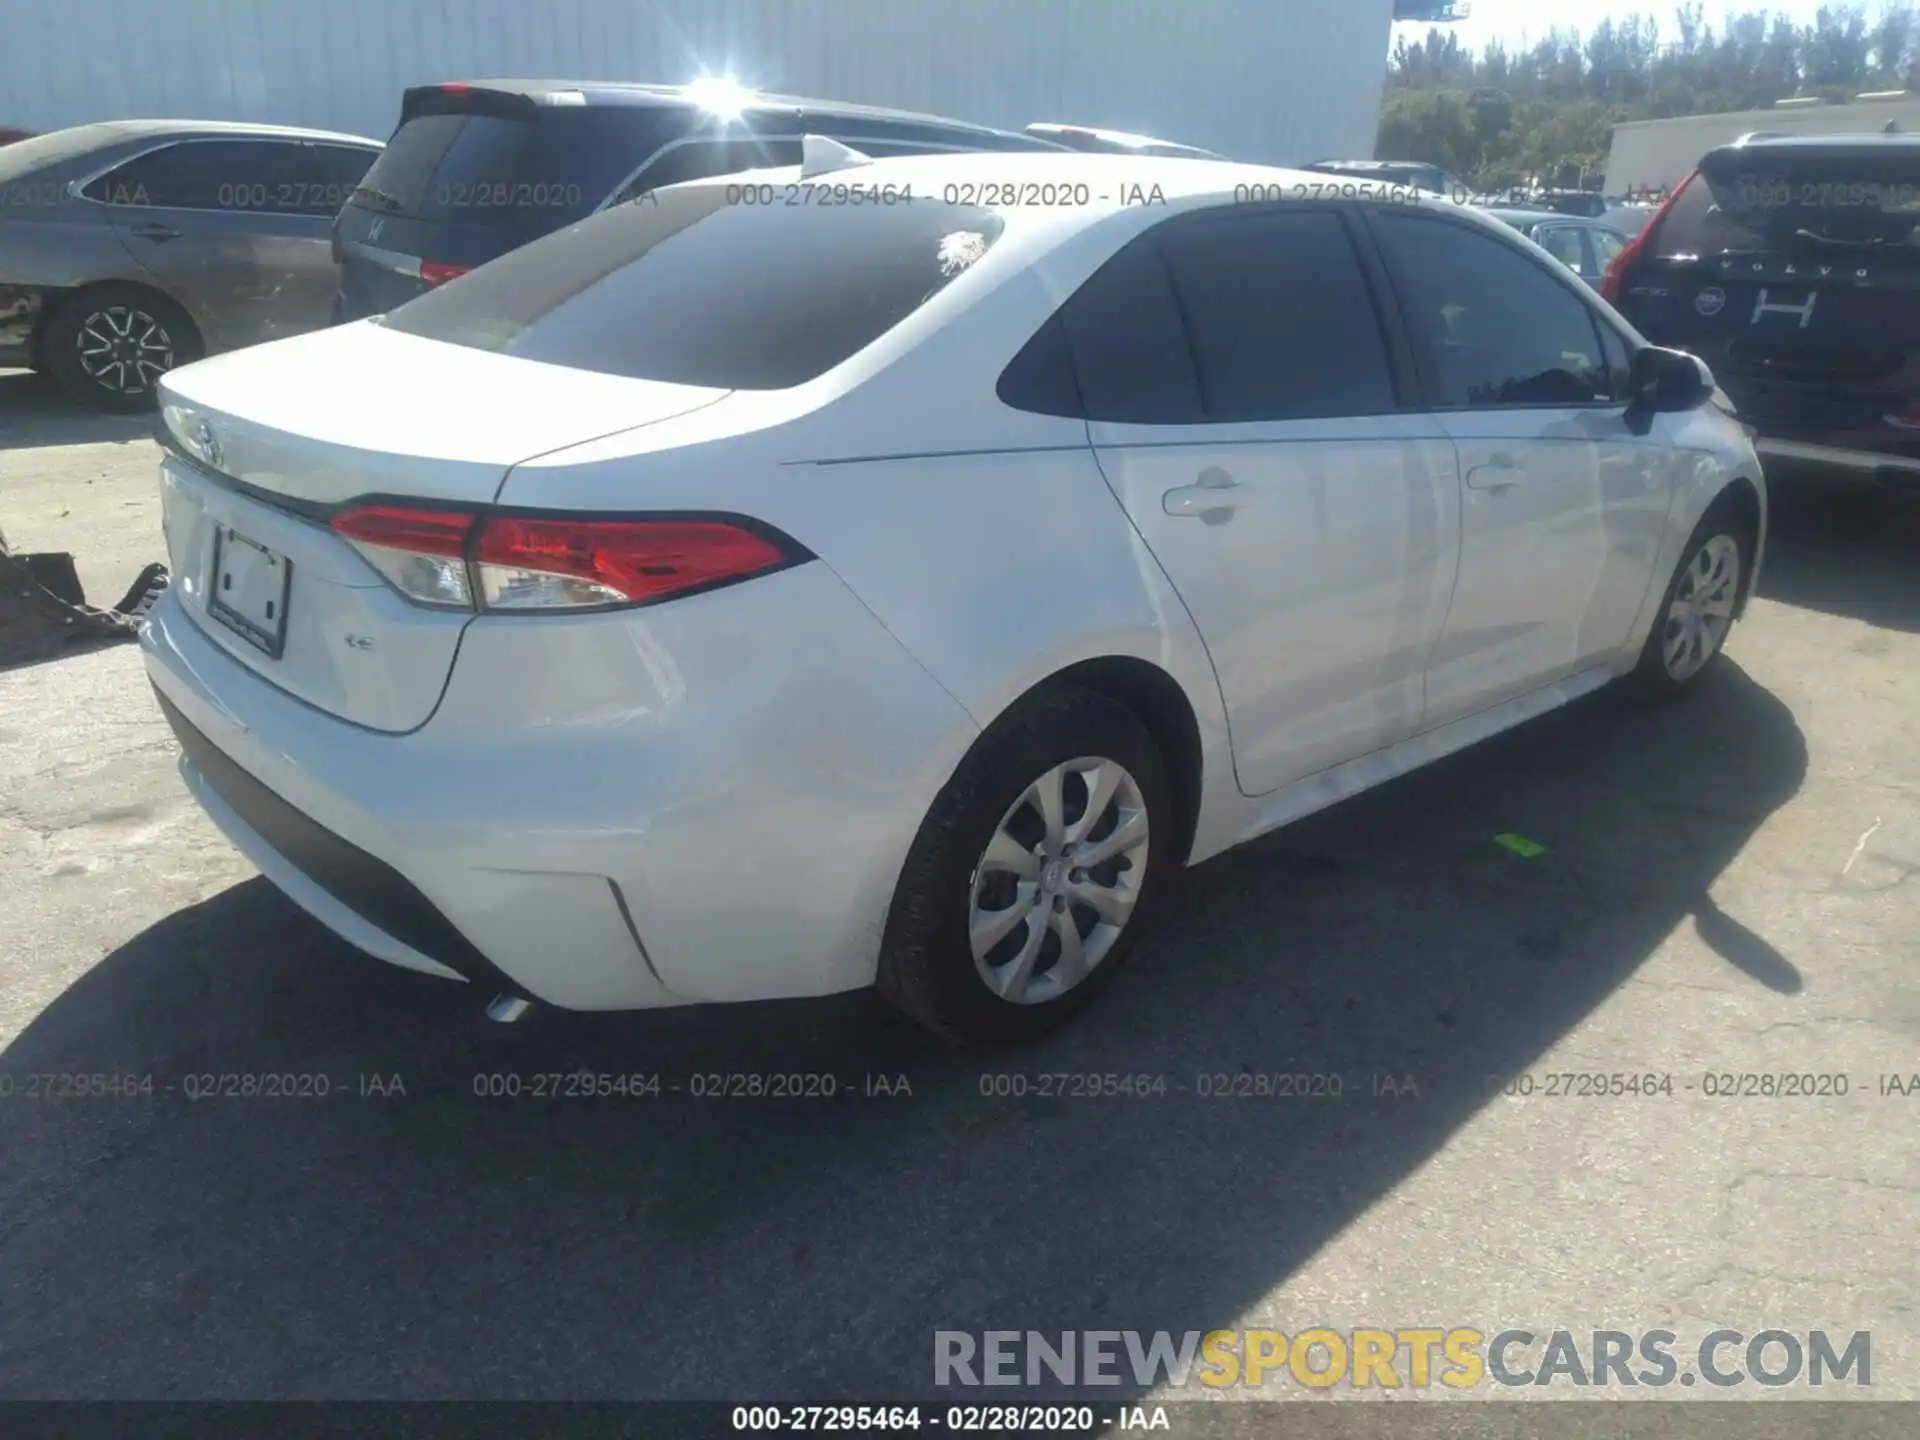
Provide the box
[0,368,1916,1403]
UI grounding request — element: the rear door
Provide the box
[1367,208,1673,724]
[1613,145,1920,461]
[335,89,691,318]
[1070,205,1461,795]
[90,138,339,349]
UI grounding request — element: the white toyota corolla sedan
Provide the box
[143,145,1765,1043]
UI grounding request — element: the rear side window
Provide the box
[1657,151,1920,258]
[1002,208,1396,424]
[81,139,305,211]
[378,186,1005,388]
[353,107,688,228]
[1156,211,1396,422]
[1371,211,1612,407]
[308,144,379,208]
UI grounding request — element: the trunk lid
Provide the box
[1621,143,1920,451]
[155,322,730,731]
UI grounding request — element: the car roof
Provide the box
[1482,207,1569,224]
[1310,159,1435,171]
[1025,122,1214,153]
[436,79,1050,140]
[709,151,1530,244]
[1711,131,1920,157]
[49,118,381,146]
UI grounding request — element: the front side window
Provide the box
[1371,211,1612,408]
[379,184,1005,389]
[82,139,303,212]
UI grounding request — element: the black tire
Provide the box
[877,685,1173,1045]
[1627,495,1754,700]
[41,283,201,413]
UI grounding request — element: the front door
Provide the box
[1367,208,1674,726]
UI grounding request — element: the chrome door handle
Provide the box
[130,223,181,242]
[1163,468,1256,519]
[1465,454,1525,491]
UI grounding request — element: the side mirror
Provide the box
[1629,345,1715,413]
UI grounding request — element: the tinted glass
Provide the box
[1155,210,1396,422]
[379,185,1005,388]
[1373,212,1611,407]
[307,144,378,214]
[353,108,687,229]
[83,139,307,211]
[1054,234,1202,423]
[1658,150,1920,257]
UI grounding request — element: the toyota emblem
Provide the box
[194,419,222,470]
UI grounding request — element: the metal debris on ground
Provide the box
[0,527,167,668]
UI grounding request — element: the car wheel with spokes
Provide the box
[879,685,1171,1043]
[1630,499,1752,698]
[43,284,201,412]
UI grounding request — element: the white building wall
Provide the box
[1606,97,1920,195]
[0,0,1393,164]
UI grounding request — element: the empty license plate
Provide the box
[207,526,291,658]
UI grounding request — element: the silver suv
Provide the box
[0,120,381,410]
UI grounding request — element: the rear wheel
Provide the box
[878,686,1171,1044]
[42,284,201,412]
[1629,499,1751,698]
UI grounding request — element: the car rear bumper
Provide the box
[140,562,978,1012]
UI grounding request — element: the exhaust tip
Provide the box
[486,994,536,1024]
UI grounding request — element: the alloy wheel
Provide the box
[1661,533,1741,682]
[967,756,1151,1006]
[76,305,176,396]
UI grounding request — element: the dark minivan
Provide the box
[334,80,1065,321]
[1605,133,1920,488]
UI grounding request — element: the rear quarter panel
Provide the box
[500,214,1240,865]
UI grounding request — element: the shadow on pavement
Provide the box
[1758,470,1920,632]
[0,369,154,451]
[0,661,1805,1402]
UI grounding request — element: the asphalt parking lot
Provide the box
[1,364,1916,1406]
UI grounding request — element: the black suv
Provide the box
[334,80,1064,321]
[1605,133,1920,488]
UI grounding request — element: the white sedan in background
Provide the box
[143,146,1765,1043]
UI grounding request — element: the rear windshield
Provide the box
[377,183,1007,388]
[353,105,688,228]
[0,124,122,183]
[1657,150,1920,257]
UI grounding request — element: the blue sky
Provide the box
[1392,0,1845,53]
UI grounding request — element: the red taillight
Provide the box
[419,260,471,288]
[440,82,471,95]
[331,505,474,556]
[1602,169,1695,304]
[328,505,800,612]
[473,517,792,610]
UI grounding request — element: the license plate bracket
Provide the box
[207,525,292,659]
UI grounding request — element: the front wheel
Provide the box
[878,686,1171,1044]
[1629,502,1751,698]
